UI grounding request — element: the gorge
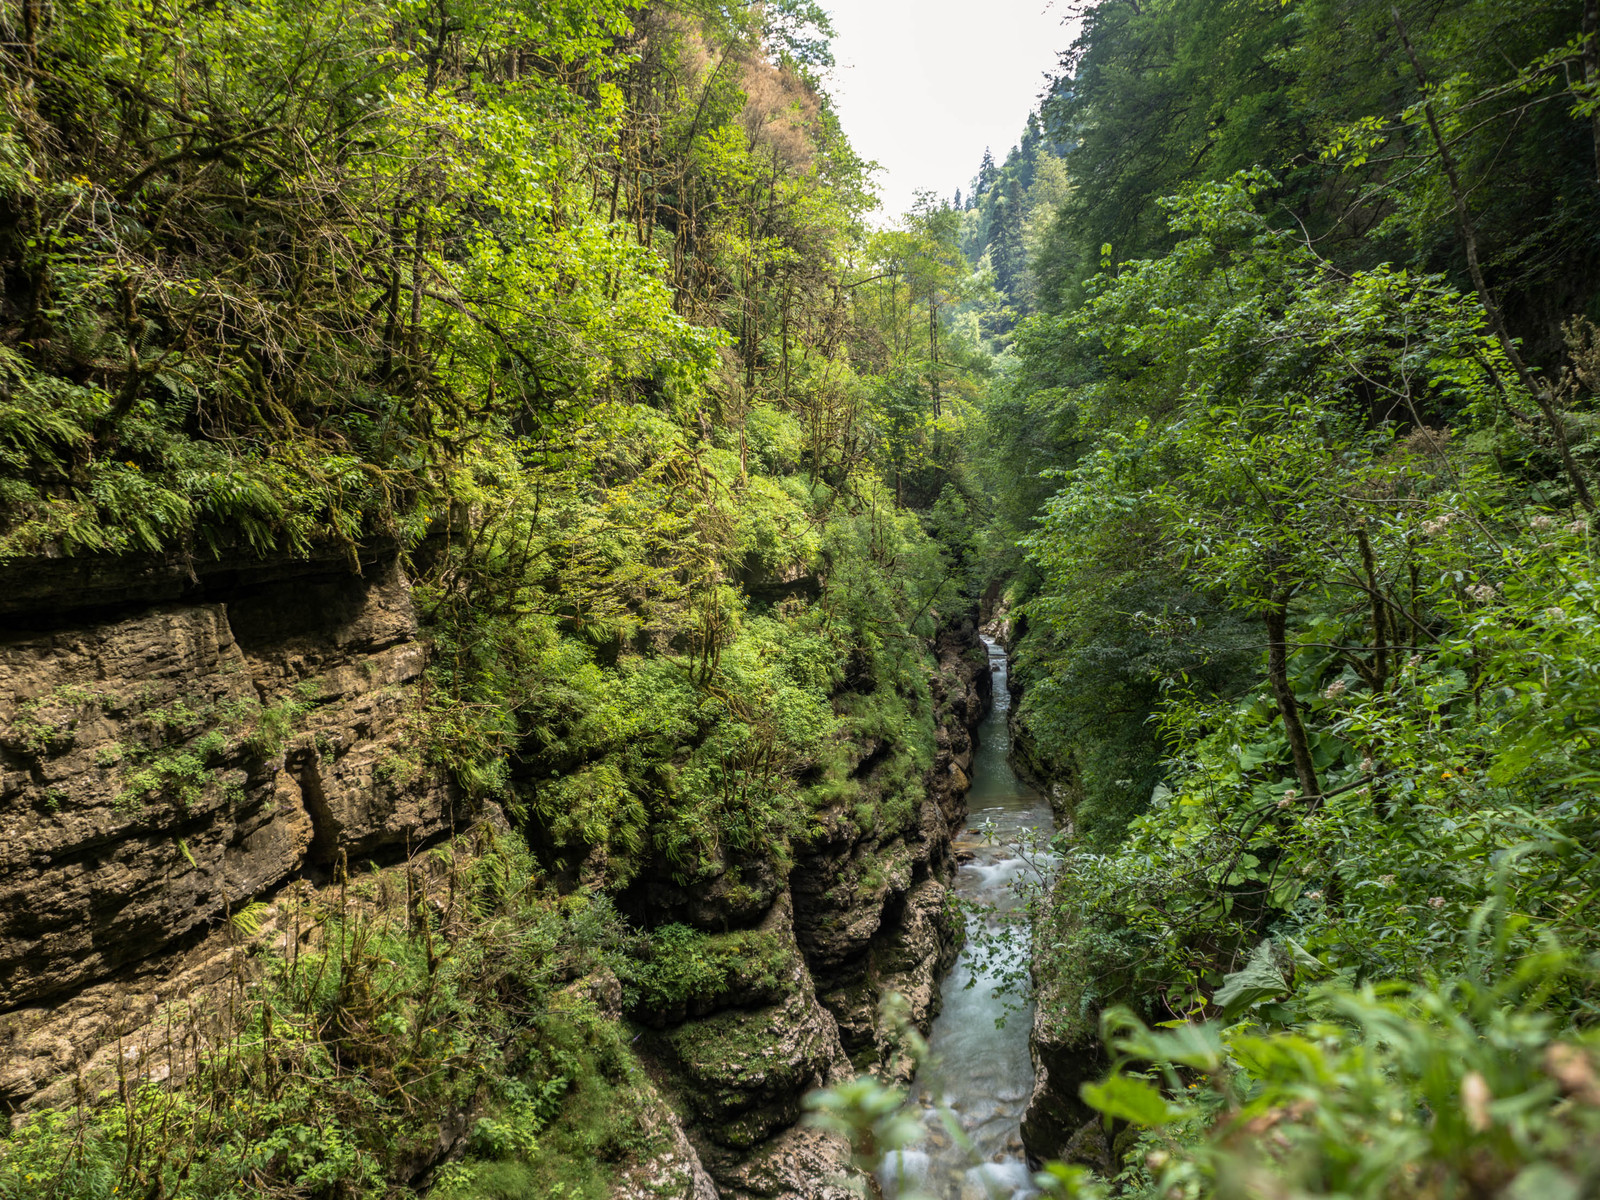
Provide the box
[6,0,1600,1198]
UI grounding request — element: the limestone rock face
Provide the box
[0,913,257,1111]
[612,1080,722,1200]
[795,616,989,1079]
[631,901,860,1199]
[0,604,268,1008]
[635,615,991,1198]
[709,1125,858,1200]
[1,553,993,1200]
[0,552,457,1099]
[1018,1000,1106,1166]
[649,933,849,1164]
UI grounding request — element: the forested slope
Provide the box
[0,3,989,1198]
[949,0,1600,1195]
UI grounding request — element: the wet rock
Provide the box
[1019,996,1106,1166]
[711,1124,860,1200]
[645,950,849,1164]
[612,1071,721,1200]
[634,612,990,1194]
[797,614,987,1072]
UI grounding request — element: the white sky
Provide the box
[823,0,1080,218]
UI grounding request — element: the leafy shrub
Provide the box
[1051,943,1600,1200]
[0,837,640,1200]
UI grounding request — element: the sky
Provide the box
[823,0,1080,219]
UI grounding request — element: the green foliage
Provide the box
[1033,0,1600,321]
[0,836,642,1200]
[620,923,796,1013]
[949,9,1600,1183]
[242,698,310,763]
[1056,947,1600,1200]
[0,0,711,562]
[1010,179,1600,1049]
[805,1076,924,1180]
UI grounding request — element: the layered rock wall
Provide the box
[631,616,992,1198]
[0,550,458,1110]
[0,551,991,1198]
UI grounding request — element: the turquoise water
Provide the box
[879,637,1056,1200]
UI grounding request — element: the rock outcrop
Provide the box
[798,619,987,1079]
[1,549,992,1198]
[1018,991,1109,1170]
[1001,620,1112,1174]
[631,615,991,1198]
[0,549,459,1111]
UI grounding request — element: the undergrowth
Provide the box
[0,834,651,1200]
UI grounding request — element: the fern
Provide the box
[229,901,270,937]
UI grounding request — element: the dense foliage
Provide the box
[0,0,981,1196]
[947,1,1600,1197]
[12,0,1600,1197]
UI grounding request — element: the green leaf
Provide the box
[1080,1075,1188,1126]
[1212,940,1289,1017]
[1283,937,1328,979]
[1115,1020,1226,1072]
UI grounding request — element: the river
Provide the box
[878,636,1056,1200]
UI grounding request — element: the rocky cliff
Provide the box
[0,553,990,1198]
[638,617,989,1197]
[0,548,461,1112]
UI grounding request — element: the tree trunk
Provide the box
[1393,8,1595,511]
[1265,598,1320,799]
[1356,526,1388,692]
[780,281,791,404]
[22,0,40,64]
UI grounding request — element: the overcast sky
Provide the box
[823,0,1080,218]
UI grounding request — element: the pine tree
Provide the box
[977,147,998,194]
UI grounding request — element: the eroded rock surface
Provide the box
[1018,996,1107,1169]
[1,557,991,1200]
[799,618,988,1081]
[0,552,457,1108]
[631,616,991,1198]
[649,940,850,1163]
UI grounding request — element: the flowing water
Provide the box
[878,636,1056,1200]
